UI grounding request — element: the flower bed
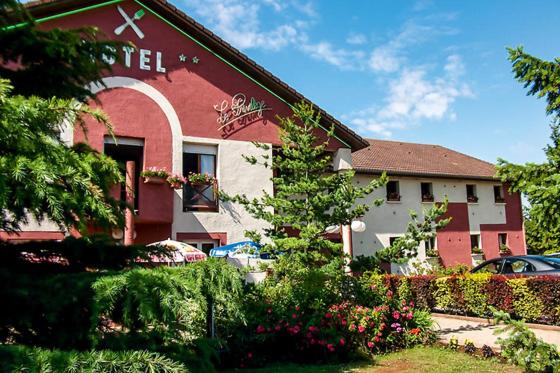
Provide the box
[363,273,560,325]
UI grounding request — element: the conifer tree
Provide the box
[223,102,388,260]
[0,0,126,233]
[497,47,560,252]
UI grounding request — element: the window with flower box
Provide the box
[421,182,434,202]
[494,185,505,203]
[466,184,478,203]
[183,144,218,212]
[386,180,400,201]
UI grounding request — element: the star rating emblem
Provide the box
[178,53,187,62]
[192,56,199,64]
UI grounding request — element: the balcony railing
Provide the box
[183,181,218,212]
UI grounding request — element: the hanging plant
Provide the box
[167,174,187,189]
[186,172,216,185]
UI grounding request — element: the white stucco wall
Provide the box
[352,174,507,262]
[172,136,273,244]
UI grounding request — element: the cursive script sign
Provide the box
[214,93,271,131]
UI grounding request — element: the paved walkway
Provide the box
[432,313,560,350]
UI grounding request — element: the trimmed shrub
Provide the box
[371,274,560,325]
[0,345,187,372]
[508,278,545,321]
[457,273,490,316]
[433,277,454,311]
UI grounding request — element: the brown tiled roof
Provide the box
[353,139,497,180]
[24,0,369,151]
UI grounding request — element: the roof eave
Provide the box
[354,168,499,181]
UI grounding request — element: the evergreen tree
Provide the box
[223,102,388,261]
[497,47,560,253]
[0,0,126,233]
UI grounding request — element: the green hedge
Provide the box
[364,274,560,325]
[0,345,187,372]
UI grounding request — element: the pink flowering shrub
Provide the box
[223,257,434,369]
[230,293,433,367]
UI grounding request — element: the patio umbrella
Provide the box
[147,238,207,264]
[209,241,261,258]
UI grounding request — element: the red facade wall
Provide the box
[436,203,473,266]
[480,186,525,259]
[435,186,526,267]
[44,1,345,149]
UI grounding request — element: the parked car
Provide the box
[545,252,560,258]
[470,255,560,276]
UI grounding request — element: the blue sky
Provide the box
[180,0,560,164]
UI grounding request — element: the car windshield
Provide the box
[539,257,560,269]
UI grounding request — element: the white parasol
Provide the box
[147,238,207,264]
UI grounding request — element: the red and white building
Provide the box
[2,0,526,268]
[352,140,526,271]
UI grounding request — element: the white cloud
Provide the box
[368,46,400,72]
[300,41,365,69]
[182,0,305,50]
[345,54,472,137]
[346,33,367,45]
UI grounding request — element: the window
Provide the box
[494,185,505,203]
[466,184,478,203]
[477,259,503,274]
[421,182,434,202]
[183,145,218,212]
[184,241,219,255]
[502,258,535,274]
[389,236,399,246]
[425,236,437,257]
[386,181,400,201]
[498,233,509,254]
[104,138,144,210]
[470,234,482,254]
[498,233,507,246]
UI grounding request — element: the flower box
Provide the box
[494,196,506,203]
[143,176,166,185]
[422,194,434,202]
[467,195,478,203]
[387,192,401,202]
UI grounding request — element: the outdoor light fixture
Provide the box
[351,220,366,233]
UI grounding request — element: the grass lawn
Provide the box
[224,346,521,372]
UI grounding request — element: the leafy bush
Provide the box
[494,310,560,372]
[0,345,187,372]
[376,274,560,325]
[0,269,107,349]
[457,273,490,315]
[92,259,245,351]
[508,278,545,321]
[223,256,435,368]
[0,235,166,272]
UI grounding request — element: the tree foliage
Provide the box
[0,345,188,373]
[0,0,127,233]
[497,47,560,252]
[372,199,450,264]
[222,101,387,259]
[0,0,125,101]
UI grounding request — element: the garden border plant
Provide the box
[362,273,560,325]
